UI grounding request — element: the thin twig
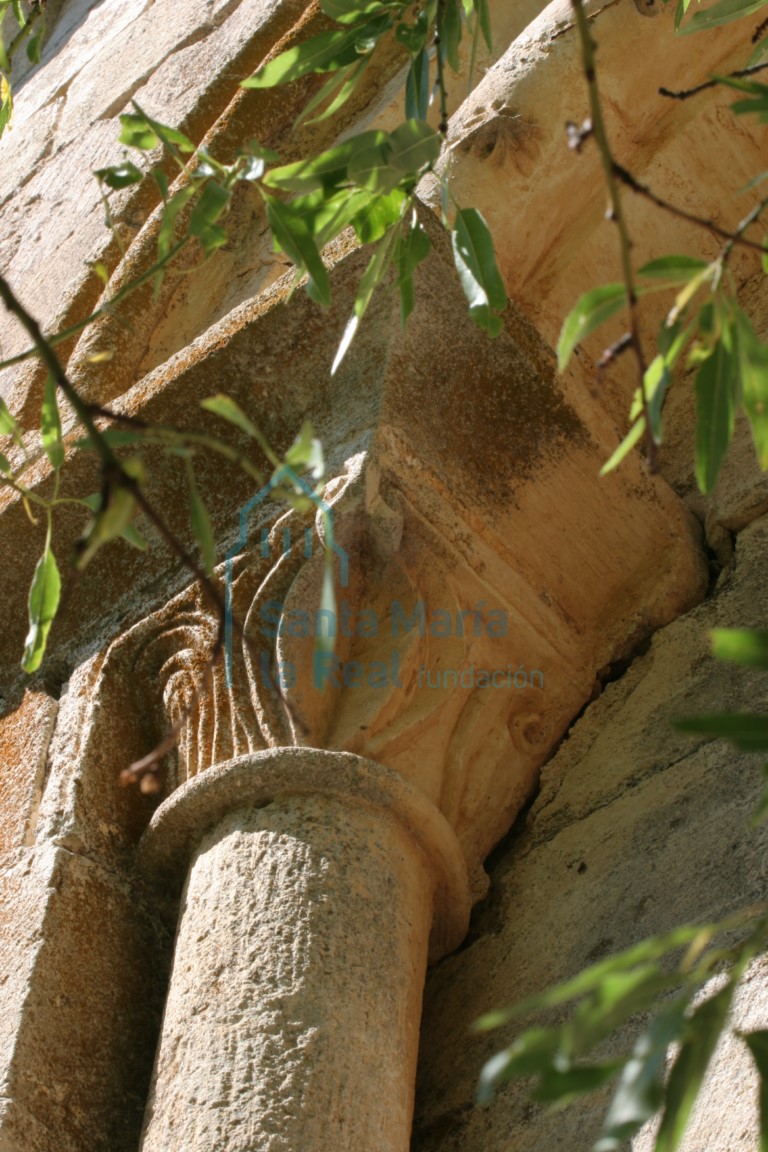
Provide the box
[613,163,768,254]
[570,0,656,470]
[435,0,449,136]
[0,240,187,372]
[659,61,768,101]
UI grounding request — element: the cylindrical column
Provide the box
[138,749,470,1152]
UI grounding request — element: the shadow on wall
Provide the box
[5,0,110,96]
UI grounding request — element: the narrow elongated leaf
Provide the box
[442,0,462,72]
[347,140,400,193]
[557,284,626,372]
[332,226,398,373]
[189,181,231,255]
[41,374,64,471]
[733,306,768,468]
[284,419,324,479]
[395,215,431,328]
[674,713,768,750]
[711,628,768,670]
[320,0,389,24]
[353,187,406,243]
[264,194,331,305]
[295,58,368,128]
[388,119,442,175]
[157,184,196,261]
[242,20,387,88]
[655,982,736,1152]
[22,531,61,673]
[599,417,646,476]
[740,1031,768,1152]
[405,47,430,120]
[681,0,768,33]
[478,1027,563,1102]
[595,998,689,1151]
[264,132,385,193]
[637,255,710,284]
[186,461,216,574]
[0,396,22,444]
[95,161,143,190]
[694,326,736,494]
[533,1060,623,1107]
[452,207,506,336]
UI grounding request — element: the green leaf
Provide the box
[119,112,161,151]
[557,284,627,373]
[595,998,689,1151]
[353,187,406,243]
[0,396,22,445]
[188,181,231,255]
[41,374,64,471]
[186,461,216,575]
[711,628,768,670]
[395,214,431,328]
[294,58,368,128]
[388,119,442,176]
[478,1027,562,1102]
[242,19,388,88]
[451,207,507,336]
[474,0,492,50]
[442,0,462,72]
[637,255,710,284]
[680,0,768,32]
[474,922,722,1032]
[694,317,737,494]
[332,225,398,373]
[120,523,149,551]
[655,982,735,1152]
[10,0,24,27]
[733,306,768,469]
[347,139,401,194]
[533,1060,623,1108]
[22,531,61,673]
[263,133,385,193]
[320,0,390,23]
[565,965,677,1060]
[284,419,325,480]
[0,451,11,474]
[405,47,430,121]
[157,184,196,261]
[95,161,143,190]
[674,712,768,751]
[74,481,138,571]
[600,417,646,476]
[740,1030,768,1152]
[264,194,331,306]
[0,75,13,138]
[26,29,42,65]
[0,34,10,75]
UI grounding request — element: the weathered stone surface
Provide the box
[423,0,765,428]
[139,752,455,1152]
[0,689,56,854]
[412,513,768,1151]
[0,843,165,1152]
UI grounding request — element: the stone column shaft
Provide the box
[138,750,470,1152]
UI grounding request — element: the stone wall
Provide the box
[0,1,766,1150]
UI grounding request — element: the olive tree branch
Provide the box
[613,163,768,253]
[0,239,188,372]
[659,61,768,101]
[570,0,656,470]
